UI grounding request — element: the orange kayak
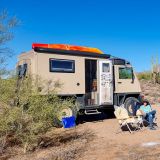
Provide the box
[32,43,103,54]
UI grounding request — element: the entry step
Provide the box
[84,109,101,115]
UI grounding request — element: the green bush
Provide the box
[137,72,152,80]
[0,76,75,153]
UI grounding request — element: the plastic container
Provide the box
[62,116,76,128]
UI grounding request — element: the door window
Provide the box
[119,67,132,79]
[102,63,110,72]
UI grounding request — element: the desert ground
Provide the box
[6,104,160,160]
[1,80,160,160]
[78,105,160,160]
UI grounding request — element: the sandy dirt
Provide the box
[6,105,160,160]
[77,105,160,160]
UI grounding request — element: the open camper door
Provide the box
[99,60,113,105]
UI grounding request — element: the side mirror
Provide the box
[131,68,135,83]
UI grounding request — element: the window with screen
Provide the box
[17,63,28,78]
[17,65,22,77]
[102,63,110,72]
[50,59,75,73]
[119,67,133,79]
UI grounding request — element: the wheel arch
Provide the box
[114,93,141,106]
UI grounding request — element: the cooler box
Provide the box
[62,116,76,128]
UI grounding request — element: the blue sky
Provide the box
[1,0,160,72]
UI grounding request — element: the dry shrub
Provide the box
[9,129,94,160]
[0,76,75,153]
[137,72,152,80]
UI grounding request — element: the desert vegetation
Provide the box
[137,55,160,83]
[137,71,152,80]
[0,76,76,154]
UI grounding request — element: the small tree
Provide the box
[0,76,75,153]
[0,10,19,78]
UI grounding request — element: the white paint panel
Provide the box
[99,60,113,105]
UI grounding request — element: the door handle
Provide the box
[118,82,122,84]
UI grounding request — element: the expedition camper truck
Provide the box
[17,43,141,117]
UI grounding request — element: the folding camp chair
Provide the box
[114,107,143,134]
[136,109,158,128]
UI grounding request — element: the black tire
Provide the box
[124,97,140,116]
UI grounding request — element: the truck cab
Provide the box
[81,58,141,115]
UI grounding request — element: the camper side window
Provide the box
[17,64,28,78]
[17,65,22,77]
[50,59,75,73]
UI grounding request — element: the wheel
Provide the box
[124,97,140,116]
[54,107,76,127]
[58,107,74,121]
